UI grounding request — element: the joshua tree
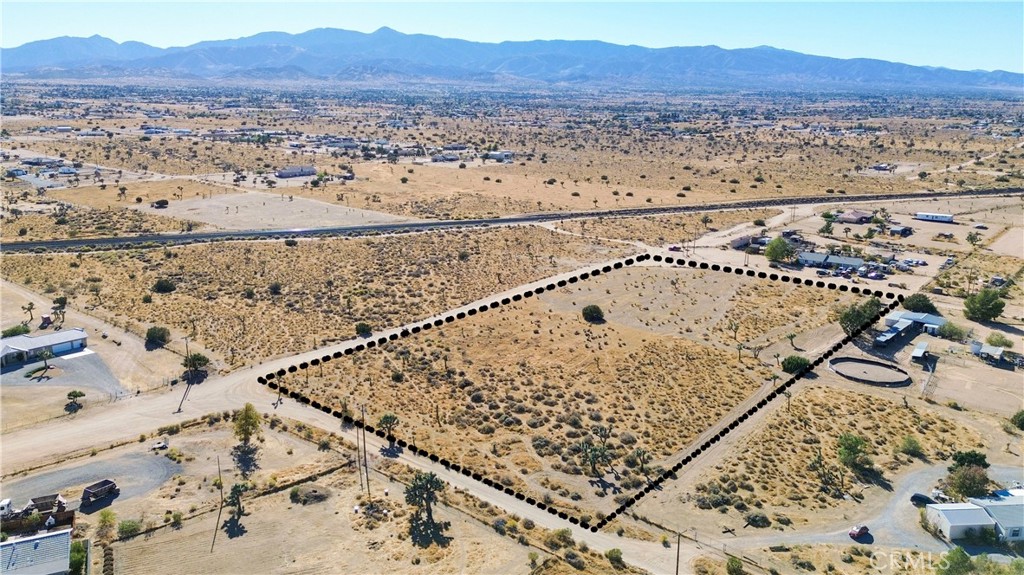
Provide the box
[405,472,445,524]
[773,352,781,367]
[38,349,54,370]
[592,423,614,448]
[633,447,651,475]
[736,342,745,361]
[843,227,852,238]
[378,413,400,444]
[727,320,741,341]
[786,333,797,349]
[700,214,713,229]
[22,301,34,321]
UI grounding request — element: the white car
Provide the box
[151,440,168,450]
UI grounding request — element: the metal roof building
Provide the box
[0,328,87,367]
[925,503,996,540]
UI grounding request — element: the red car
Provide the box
[849,525,869,539]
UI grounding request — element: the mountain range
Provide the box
[3,27,1021,93]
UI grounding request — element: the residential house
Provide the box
[0,328,87,367]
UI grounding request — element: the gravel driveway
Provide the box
[0,451,180,512]
[2,350,126,397]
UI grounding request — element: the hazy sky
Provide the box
[3,1,1022,73]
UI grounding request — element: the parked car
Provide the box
[910,493,936,506]
[152,440,168,450]
[849,525,870,539]
[973,224,988,230]
[668,245,682,252]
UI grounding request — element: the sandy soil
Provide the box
[291,266,857,518]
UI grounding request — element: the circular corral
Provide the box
[829,357,912,387]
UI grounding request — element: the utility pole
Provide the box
[355,411,364,491]
[361,404,371,502]
[176,336,192,413]
[675,532,681,575]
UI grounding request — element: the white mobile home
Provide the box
[914,212,955,223]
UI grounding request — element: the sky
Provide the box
[2,1,1022,73]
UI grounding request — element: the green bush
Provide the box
[146,326,171,346]
[2,324,30,338]
[781,355,811,374]
[581,305,605,323]
[152,278,176,293]
[69,541,86,575]
[985,332,1013,349]
[117,519,142,539]
[605,548,625,568]
[898,435,924,458]
[937,322,967,341]
[355,322,372,337]
[1011,410,1024,431]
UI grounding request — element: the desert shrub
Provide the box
[117,519,141,539]
[268,282,283,296]
[492,518,507,535]
[898,435,924,457]
[355,322,372,337]
[284,239,298,247]
[581,305,604,323]
[69,540,87,575]
[1011,410,1024,431]
[545,527,575,550]
[522,518,535,530]
[781,355,811,374]
[606,548,625,568]
[985,332,1013,349]
[290,487,301,503]
[2,324,30,337]
[937,322,967,341]
[152,278,176,293]
[727,557,745,575]
[564,550,586,570]
[146,326,171,346]
[744,511,771,528]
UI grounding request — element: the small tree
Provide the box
[355,322,372,337]
[902,293,938,314]
[233,402,262,445]
[963,288,1005,322]
[97,509,117,538]
[37,349,54,370]
[837,433,872,472]
[965,231,982,247]
[405,472,445,524]
[764,237,795,263]
[726,556,745,575]
[69,540,87,575]
[378,413,400,443]
[936,547,973,575]
[67,390,85,407]
[182,353,210,372]
[948,450,989,472]
[985,332,1013,349]
[22,301,35,321]
[947,465,990,499]
[227,483,248,517]
[581,305,605,323]
[837,297,883,336]
[781,355,810,374]
[145,326,171,346]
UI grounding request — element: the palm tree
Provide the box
[22,302,35,321]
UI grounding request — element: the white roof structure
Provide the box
[927,503,997,527]
[1,328,87,356]
[969,496,1024,531]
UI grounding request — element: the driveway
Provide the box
[0,451,180,512]
[2,349,126,398]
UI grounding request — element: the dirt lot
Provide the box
[0,227,633,366]
[638,384,984,530]
[291,266,857,518]
[553,208,781,248]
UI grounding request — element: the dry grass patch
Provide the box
[0,227,631,365]
[692,386,983,516]
[930,251,1024,305]
[554,209,781,246]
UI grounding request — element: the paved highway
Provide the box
[2,188,1019,253]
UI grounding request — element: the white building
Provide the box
[969,495,1024,542]
[926,503,996,540]
[0,328,87,367]
[0,528,72,575]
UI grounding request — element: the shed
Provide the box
[911,342,929,361]
[925,503,996,540]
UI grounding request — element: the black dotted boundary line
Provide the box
[255,253,903,533]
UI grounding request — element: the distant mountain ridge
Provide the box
[3,27,1021,92]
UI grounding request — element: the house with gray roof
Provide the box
[1,328,87,367]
